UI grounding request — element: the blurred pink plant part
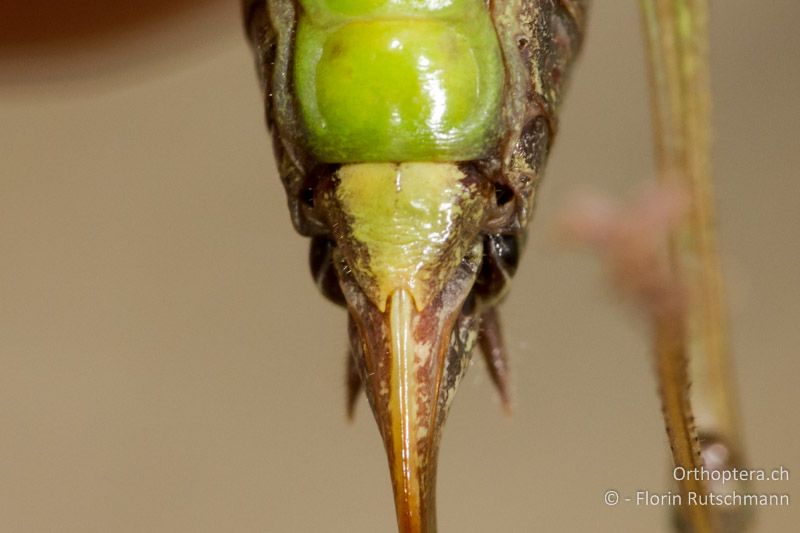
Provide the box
[558,181,720,532]
[559,182,690,320]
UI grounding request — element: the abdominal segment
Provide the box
[294,0,504,163]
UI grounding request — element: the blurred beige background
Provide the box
[1,2,797,531]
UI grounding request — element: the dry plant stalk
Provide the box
[563,1,746,531]
[560,182,715,532]
[639,0,746,531]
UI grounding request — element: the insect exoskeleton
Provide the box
[293,0,504,162]
[242,0,587,530]
[293,5,506,529]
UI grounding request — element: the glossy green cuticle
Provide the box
[299,0,470,21]
[294,0,504,163]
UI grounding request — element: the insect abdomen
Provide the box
[294,0,504,163]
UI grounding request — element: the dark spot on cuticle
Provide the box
[461,291,476,316]
[494,184,514,206]
[329,41,346,59]
[301,186,315,207]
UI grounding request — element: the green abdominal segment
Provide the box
[294,0,504,162]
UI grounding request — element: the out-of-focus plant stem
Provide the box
[639,0,744,531]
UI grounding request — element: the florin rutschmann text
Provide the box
[602,466,791,508]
